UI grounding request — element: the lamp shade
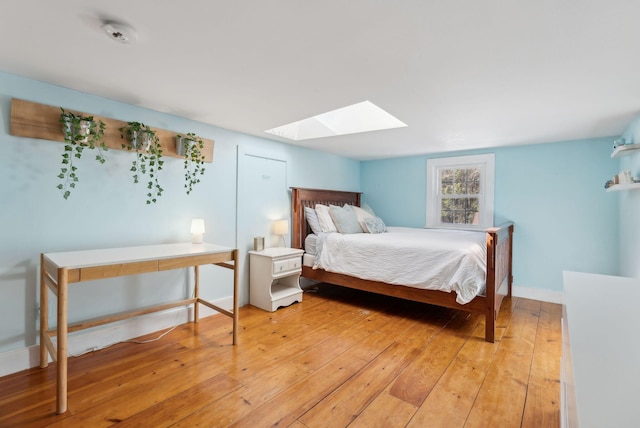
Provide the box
[273,219,289,235]
[190,219,206,234]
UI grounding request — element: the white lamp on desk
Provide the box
[191,219,206,244]
[273,219,289,247]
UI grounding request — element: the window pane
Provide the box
[469,180,480,194]
[442,182,454,195]
[468,168,480,194]
[453,198,466,210]
[439,197,479,225]
[441,210,453,223]
[469,197,479,211]
[453,211,467,224]
[468,168,480,182]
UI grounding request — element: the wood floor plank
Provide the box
[227,301,424,427]
[299,304,457,426]
[348,391,418,428]
[94,373,242,428]
[522,303,562,428]
[388,311,480,407]
[463,305,540,428]
[46,353,239,427]
[0,337,194,422]
[406,321,501,428]
[298,340,422,427]
[0,286,561,428]
[168,293,399,426]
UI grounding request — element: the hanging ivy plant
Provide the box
[119,121,164,204]
[57,108,107,199]
[176,133,206,195]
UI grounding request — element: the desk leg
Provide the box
[40,254,48,368]
[56,268,69,415]
[194,265,200,323]
[232,249,239,345]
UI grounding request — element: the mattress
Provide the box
[304,233,318,256]
[310,226,487,304]
[303,253,315,267]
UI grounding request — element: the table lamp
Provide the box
[273,219,289,247]
[191,219,205,244]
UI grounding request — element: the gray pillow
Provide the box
[304,206,322,235]
[329,204,363,234]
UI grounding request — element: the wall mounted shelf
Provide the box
[611,143,640,159]
[9,98,214,162]
[606,183,640,192]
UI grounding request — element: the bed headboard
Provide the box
[290,187,362,249]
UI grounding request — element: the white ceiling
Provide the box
[2,1,638,160]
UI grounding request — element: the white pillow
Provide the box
[315,204,337,233]
[329,204,362,234]
[304,206,322,235]
[351,205,375,232]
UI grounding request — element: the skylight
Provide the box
[265,100,407,141]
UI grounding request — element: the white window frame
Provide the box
[426,153,495,230]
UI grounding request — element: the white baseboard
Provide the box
[512,284,563,304]
[0,296,233,378]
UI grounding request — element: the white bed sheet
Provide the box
[312,226,487,304]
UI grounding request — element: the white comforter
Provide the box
[312,227,487,304]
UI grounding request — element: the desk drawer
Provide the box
[80,260,159,281]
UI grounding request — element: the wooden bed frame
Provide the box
[291,187,514,343]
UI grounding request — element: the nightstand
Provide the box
[249,247,304,312]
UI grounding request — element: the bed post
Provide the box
[485,222,515,343]
[291,188,303,250]
[508,224,514,297]
[485,230,497,343]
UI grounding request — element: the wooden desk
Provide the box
[39,243,239,415]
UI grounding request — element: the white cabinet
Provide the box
[249,247,304,312]
[562,271,640,428]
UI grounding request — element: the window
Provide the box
[426,154,495,230]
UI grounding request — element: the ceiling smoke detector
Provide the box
[101,21,137,44]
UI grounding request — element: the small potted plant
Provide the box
[119,121,164,204]
[176,132,206,195]
[57,108,107,199]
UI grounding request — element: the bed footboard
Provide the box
[484,222,514,342]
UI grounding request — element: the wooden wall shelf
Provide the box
[9,99,214,163]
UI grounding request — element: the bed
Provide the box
[291,187,514,343]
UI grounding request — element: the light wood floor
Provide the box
[0,283,561,427]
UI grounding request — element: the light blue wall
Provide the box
[361,139,620,293]
[0,71,359,354]
[619,117,640,278]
